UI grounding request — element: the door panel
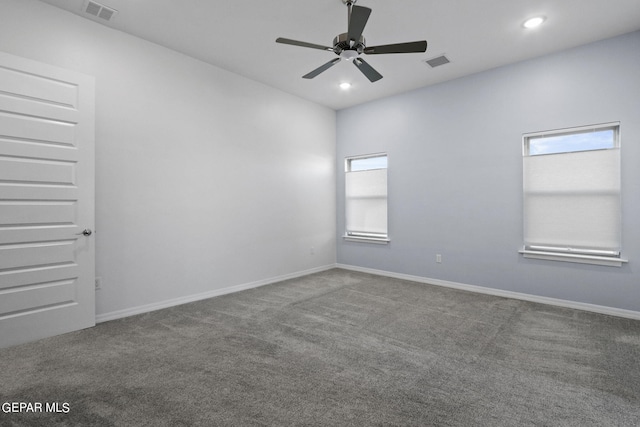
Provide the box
[0,264,78,290]
[1,240,76,270]
[0,280,77,316]
[0,112,76,145]
[0,51,95,349]
[0,201,76,226]
[0,65,79,107]
[0,156,76,184]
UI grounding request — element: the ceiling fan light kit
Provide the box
[276,0,428,83]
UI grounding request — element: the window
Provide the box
[344,153,388,243]
[520,122,627,266]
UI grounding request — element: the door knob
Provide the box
[77,228,93,236]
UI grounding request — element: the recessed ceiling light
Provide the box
[523,16,546,29]
[339,82,352,90]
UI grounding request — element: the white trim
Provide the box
[519,249,627,267]
[336,263,640,321]
[95,264,335,323]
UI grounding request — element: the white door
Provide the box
[0,51,95,349]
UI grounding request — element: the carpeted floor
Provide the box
[1,268,639,426]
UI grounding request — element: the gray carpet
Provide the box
[1,269,639,426]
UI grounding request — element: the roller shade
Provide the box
[523,146,621,255]
[345,168,387,237]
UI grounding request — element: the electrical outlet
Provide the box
[436,254,442,263]
[95,277,102,290]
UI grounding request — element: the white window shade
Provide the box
[523,147,621,254]
[345,168,387,237]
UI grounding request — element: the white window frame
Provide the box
[519,122,627,267]
[344,153,389,244]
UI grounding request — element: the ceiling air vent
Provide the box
[425,55,451,68]
[83,0,118,21]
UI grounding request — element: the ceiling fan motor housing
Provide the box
[333,33,365,59]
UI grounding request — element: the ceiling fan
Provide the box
[276,0,427,82]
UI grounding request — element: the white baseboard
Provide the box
[97,263,640,324]
[337,263,640,321]
[95,264,336,323]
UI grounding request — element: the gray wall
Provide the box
[337,31,640,312]
[0,0,336,318]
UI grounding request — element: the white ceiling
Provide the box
[38,0,640,110]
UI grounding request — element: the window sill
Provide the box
[519,249,628,267]
[343,235,390,245]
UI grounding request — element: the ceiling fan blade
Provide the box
[276,37,333,51]
[353,58,382,82]
[303,58,341,79]
[364,40,428,55]
[347,6,371,43]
